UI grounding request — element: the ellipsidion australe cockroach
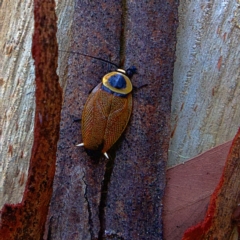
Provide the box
[76,65,137,159]
[59,50,137,159]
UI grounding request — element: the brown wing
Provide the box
[102,92,132,153]
[81,83,108,151]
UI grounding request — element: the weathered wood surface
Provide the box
[169,0,240,167]
[45,1,178,239]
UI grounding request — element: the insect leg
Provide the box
[104,152,109,159]
[76,143,84,147]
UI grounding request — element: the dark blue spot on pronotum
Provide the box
[108,74,126,89]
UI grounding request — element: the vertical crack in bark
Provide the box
[82,172,95,239]
[46,216,53,240]
[98,2,128,239]
[98,156,115,240]
[119,0,127,67]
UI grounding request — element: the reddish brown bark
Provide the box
[182,128,240,239]
[163,140,232,240]
[0,1,62,239]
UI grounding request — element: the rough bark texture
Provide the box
[182,128,240,239]
[45,1,178,239]
[0,0,62,239]
[104,2,177,239]
[169,0,240,167]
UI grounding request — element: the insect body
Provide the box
[77,67,136,159]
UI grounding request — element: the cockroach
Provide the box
[64,51,137,159]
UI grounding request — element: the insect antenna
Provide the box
[58,50,119,68]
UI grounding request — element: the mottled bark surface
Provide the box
[104,2,177,239]
[169,0,240,167]
[45,1,178,239]
[0,0,62,239]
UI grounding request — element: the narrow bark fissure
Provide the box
[98,2,128,238]
[119,0,127,68]
[46,217,53,240]
[98,97,114,240]
[82,172,95,239]
[98,156,115,240]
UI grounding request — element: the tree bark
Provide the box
[45,1,178,239]
[183,129,240,239]
[1,0,239,239]
[0,0,35,209]
[169,0,240,167]
[0,0,62,239]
